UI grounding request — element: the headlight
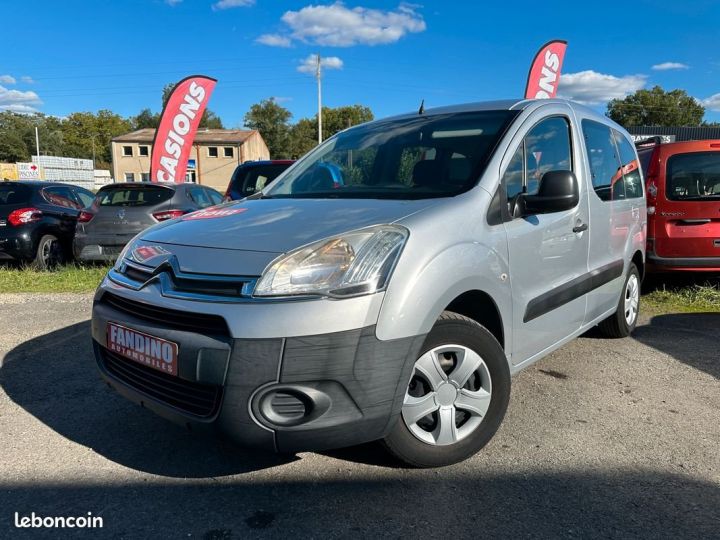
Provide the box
[254,225,408,298]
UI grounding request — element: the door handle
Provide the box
[573,223,588,233]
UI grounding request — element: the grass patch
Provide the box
[643,283,720,314]
[0,264,110,293]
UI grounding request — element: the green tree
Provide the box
[607,86,705,127]
[286,105,375,159]
[131,108,160,129]
[321,105,374,138]
[288,117,317,159]
[244,98,293,158]
[61,110,132,169]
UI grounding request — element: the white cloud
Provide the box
[271,96,293,103]
[165,0,182,5]
[652,62,689,71]
[256,33,292,47]
[212,0,254,10]
[20,76,34,84]
[297,54,343,74]
[270,2,426,47]
[0,75,16,85]
[557,70,647,105]
[0,85,42,113]
[702,93,720,112]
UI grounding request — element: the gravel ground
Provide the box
[0,293,718,539]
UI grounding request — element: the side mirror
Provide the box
[521,170,579,215]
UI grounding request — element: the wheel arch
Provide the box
[445,290,505,350]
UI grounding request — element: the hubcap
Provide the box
[624,274,639,326]
[402,344,492,446]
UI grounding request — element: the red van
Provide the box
[638,139,720,272]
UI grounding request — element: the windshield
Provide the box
[264,111,517,200]
[666,152,720,201]
[97,186,174,207]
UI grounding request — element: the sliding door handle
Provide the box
[573,223,588,233]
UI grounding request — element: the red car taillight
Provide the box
[152,209,185,221]
[78,211,95,223]
[8,207,42,227]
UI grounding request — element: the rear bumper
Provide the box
[0,231,35,261]
[91,289,425,453]
[647,253,720,272]
[74,234,132,262]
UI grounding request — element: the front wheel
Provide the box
[597,263,640,338]
[382,312,510,468]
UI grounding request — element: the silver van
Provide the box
[91,99,646,467]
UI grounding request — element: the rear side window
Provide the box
[73,188,95,208]
[582,120,624,201]
[188,186,213,208]
[232,164,289,195]
[0,184,31,205]
[666,152,720,201]
[613,131,644,199]
[43,186,81,209]
[637,148,655,181]
[205,188,223,205]
[97,186,173,207]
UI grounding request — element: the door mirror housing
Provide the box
[521,170,579,215]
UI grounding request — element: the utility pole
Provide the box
[91,134,96,169]
[316,53,322,144]
[35,126,41,161]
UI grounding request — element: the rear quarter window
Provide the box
[0,184,31,205]
[97,186,174,207]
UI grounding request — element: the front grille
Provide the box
[101,292,230,337]
[115,259,257,301]
[101,347,222,418]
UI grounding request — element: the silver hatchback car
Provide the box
[91,99,646,467]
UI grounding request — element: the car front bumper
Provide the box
[91,283,426,453]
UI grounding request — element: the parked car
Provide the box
[74,182,223,262]
[91,99,645,467]
[0,181,95,268]
[224,160,294,201]
[637,139,720,272]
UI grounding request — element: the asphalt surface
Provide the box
[0,293,718,539]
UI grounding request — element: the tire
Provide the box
[32,234,62,270]
[382,311,511,468]
[597,263,640,338]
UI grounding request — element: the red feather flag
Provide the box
[150,75,217,183]
[524,40,567,100]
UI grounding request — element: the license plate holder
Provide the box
[106,322,178,376]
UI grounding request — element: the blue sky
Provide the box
[2,0,720,124]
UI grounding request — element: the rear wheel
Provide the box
[382,312,510,468]
[32,234,62,270]
[597,263,640,338]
